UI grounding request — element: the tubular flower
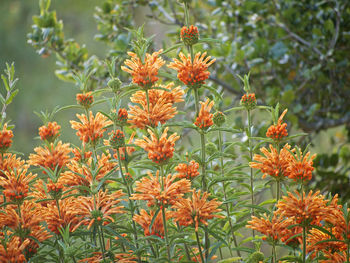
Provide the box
[121,49,165,88]
[128,83,184,129]
[131,171,191,207]
[28,141,72,171]
[44,197,80,234]
[266,109,288,140]
[0,201,51,243]
[0,236,30,263]
[0,124,13,152]
[38,121,61,142]
[31,179,54,206]
[286,148,316,181]
[181,25,199,46]
[70,111,113,144]
[247,213,294,242]
[59,153,115,188]
[276,190,331,225]
[118,108,128,123]
[72,148,92,162]
[0,168,36,203]
[175,160,200,179]
[0,153,26,178]
[320,251,347,263]
[133,209,171,237]
[250,144,293,179]
[134,127,179,164]
[307,227,346,259]
[168,52,215,87]
[76,92,94,108]
[194,98,215,129]
[172,190,224,232]
[183,247,218,263]
[70,189,124,231]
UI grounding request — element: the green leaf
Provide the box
[161,43,184,55]
[149,207,161,234]
[203,85,223,101]
[5,89,19,104]
[224,106,244,113]
[241,204,271,214]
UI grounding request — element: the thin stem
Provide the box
[302,225,306,263]
[276,180,281,201]
[97,226,106,261]
[247,109,255,237]
[176,222,191,261]
[195,231,205,263]
[160,166,171,261]
[272,242,277,263]
[218,130,240,257]
[145,89,150,113]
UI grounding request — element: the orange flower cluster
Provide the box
[180,25,199,46]
[118,108,128,123]
[194,98,215,129]
[0,124,13,152]
[28,141,72,171]
[135,127,179,164]
[266,109,288,140]
[247,213,294,242]
[175,160,200,179]
[172,190,223,232]
[168,52,215,87]
[133,209,171,237]
[131,171,191,207]
[70,111,112,144]
[121,50,165,88]
[128,83,184,129]
[251,144,316,181]
[76,92,94,108]
[39,121,61,141]
[0,153,25,177]
[0,235,29,263]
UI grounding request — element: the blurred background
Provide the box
[1,0,350,200]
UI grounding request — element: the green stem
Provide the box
[176,222,191,261]
[195,231,205,263]
[218,130,240,257]
[276,180,280,201]
[160,166,171,261]
[302,225,306,263]
[272,242,277,263]
[97,226,106,261]
[247,109,255,237]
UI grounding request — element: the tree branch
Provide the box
[298,114,350,133]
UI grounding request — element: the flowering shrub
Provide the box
[0,1,349,262]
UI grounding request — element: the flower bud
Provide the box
[109,130,125,149]
[76,92,94,108]
[240,93,256,110]
[118,108,128,123]
[213,111,226,127]
[181,25,199,46]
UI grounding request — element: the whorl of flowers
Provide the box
[76,92,94,108]
[266,109,288,140]
[38,121,61,142]
[0,124,13,152]
[180,25,199,46]
[194,98,215,129]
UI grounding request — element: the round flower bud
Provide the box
[108,78,122,93]
[109,130,125,149]
[181,25,199,46]
[118,108,128,123]
[249,251,264,263]
[213,111,226,127]
[240,93,257,110]
[76,92,94,108]
[206,142,217,155]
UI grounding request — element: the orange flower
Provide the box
[133,209,171,237]
[175,160,200,179]
[307,227,345,259]
[131,171,191,207]
[128,83,184,129]
[240,93,257,110]
[121,49,165,88]
[266,109,288,140]
[172,190,223,231]
[183,247,217,263]
[76,92,94,108]
[0,124,13,152]
[134,127,179,164]
[247,213,294,242]
[118,108,128,123]
[168,52,215,87]
[194,98,214,129]
[59,153,115,188]
[276,190,332,225]
[286,148,316,181]
[0,236,29,263]
[0,201,51,245]
[0,168,36,203]
[28,141,72,170]
[44,197,80,234]
[0,153,26,178]
[320,251,347,263]
[70,111,113,144]
[72,148,92,162]
[70,189,124,231]
[105,132,136,161]
[38,121,61,141]
[181,25,199,46]
[250,144,293,179]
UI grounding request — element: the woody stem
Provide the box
[218,130,240,257]
[247,109,255,237]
